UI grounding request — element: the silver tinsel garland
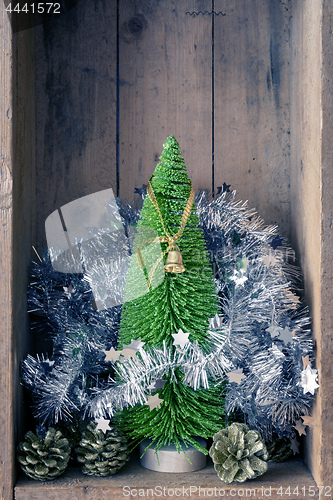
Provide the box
[22,189,317,442]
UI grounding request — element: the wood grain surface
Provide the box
[213,0,291,234]
[0,5,15,500]
[15,458,319,500]
[118,0,213,204]
[34,0,292,239]
[35,0,118,246]
[0,0,331,498]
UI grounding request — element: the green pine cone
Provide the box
[209,423,268,483]
[55,418,87,463]
[75,421,129,476]
[17,427,71,481]
[267,438,293,463]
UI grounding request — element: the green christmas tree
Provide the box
[116,135,225,453]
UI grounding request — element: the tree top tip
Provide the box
[164,135,178,145]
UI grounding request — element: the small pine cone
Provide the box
[56,418,86,463]
[17,427,71,481]
[209,423,268,483]
[267,438,293,463]
[75,421,129,476]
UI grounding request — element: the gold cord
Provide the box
[136,180,195,288]
[146,179,195,245]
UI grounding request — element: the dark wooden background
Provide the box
[2,1,333,498]
[35,0,291,247]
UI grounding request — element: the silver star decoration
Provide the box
[172,329,190,349]
[230,269,248,287]
[226,368,246,385]
[95,417,111,432]
[237,257,248,272]
[104,338,145,362]
[266,325,294,345]
[123,338,145,351]
[266,324,282,339]
[294,419,307,436]
[63,284,74,298]
[301,415,318,428]
[290,437,300,455]
[40,358,55,369]
[146,393,163,410]
[209,314,223,329]
[118,348,139,359]
[299,365,319,395]
[148,379,167,391]
[104,347,120,362]
[278,327,295,345]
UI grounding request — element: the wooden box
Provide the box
[1,0,332,498]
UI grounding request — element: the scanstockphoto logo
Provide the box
[122,485,258,497]
[3,0,80,32]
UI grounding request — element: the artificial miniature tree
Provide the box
[116,135,225,453]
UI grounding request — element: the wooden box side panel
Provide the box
[0,4,36,500]
[0,3,15,496]
[320,0,333,487]
[289,0,322,484]
[290,0,333,487]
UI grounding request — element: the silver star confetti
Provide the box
[172,329,190,349]
[148,379,167,391]
[226,368,246,385]
[290,437,300,455]
[63,284,74,298]
[301,415,318,428]
[294,419,307,436]
[123,338,145,351]
[299,365,319,395]
[95,416,111,432]
[230,269,248,287]
[146,393,163,410]
[104,347,120,362]
[278,327,295,345]
[266,324,281,339]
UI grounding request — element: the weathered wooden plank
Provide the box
[12,21,37,449]
[213,0,291,238]
[289,0,323,487]
[319,0,333,488]
[0,4,15,500]
[35,1,118,246]
[118,0,213,205]
[15,459,318,500]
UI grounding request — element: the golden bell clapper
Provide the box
[164,244,185,273]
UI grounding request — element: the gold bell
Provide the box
[164,245,186,273]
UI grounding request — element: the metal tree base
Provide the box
[139,438,207,473]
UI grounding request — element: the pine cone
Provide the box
[267,438,293,462]
[17,427,70,481]
[209,423,268,483]
[55,418,86,463]
[75,421,129,476]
